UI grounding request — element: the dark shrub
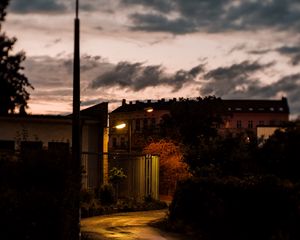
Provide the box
[169,176,300,240]
[98,184,115,205]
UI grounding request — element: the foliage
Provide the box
[0,150,79,240]
[0,0,33,115]
[97,184,115,205]
[81,195,167,218]
[167,125,300,240]
[109,167,127,185]
[169,176,300,240]
[187,132,258,177]
[258,126,300,181]
[143,139,189,195]
[160,96,226,145]
[0,0,9,22]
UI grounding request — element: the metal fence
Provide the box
[81,152,159,200]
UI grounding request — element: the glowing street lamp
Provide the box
[145,107,154,113]
[115,123,126,129]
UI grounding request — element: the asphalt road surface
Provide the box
[81,209,188,240]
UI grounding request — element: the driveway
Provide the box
[80,209,188,240]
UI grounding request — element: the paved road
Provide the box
[80,210,187,240]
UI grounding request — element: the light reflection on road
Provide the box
[80,209,186,240]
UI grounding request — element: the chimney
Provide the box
[147,100,151,103]
[122,99,126,106]
[161,98,165,102]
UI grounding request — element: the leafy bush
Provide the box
[98,184,115,205]
[0,150,79,240]
[169,176,300,240]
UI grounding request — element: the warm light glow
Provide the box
[115,123,126,129]
[145,107,154,113]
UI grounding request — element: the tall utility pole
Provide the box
[72,0,81,239]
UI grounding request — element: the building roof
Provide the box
[111,97,290,114]
[223,98,289,114]
[0,102,109,126]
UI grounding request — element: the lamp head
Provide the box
[115,123,126,129]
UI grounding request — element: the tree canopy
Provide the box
[0,0,33,115]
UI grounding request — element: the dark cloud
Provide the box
[200,60,300,116]
[276,45,300,65]
[248,49,272,55]
[129,13,197,34]
[9,0,67,13]
[90,61,204,91]
[201,60,274,96]
[121,0,174,13]
[122,0,300,34]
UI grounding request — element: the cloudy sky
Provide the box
[3,0,300,118]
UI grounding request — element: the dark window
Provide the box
[48,142,69,153]
[237,120,242,128]
[21,141,43,152]
[143,118,148,129]
[112,137,117,147]
[248,120,253,129]
[120,137,125,148]
[259,120,264,126]
[151,118,156,128]
[135,119,141,131]
[0,140,15,151]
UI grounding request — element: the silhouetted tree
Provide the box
[160,96,227,169]
[0,1,33,115]
[0,1,9,21]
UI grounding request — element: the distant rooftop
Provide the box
[111,97,289,114]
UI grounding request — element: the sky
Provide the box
[3,0,300,118]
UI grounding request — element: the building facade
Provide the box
[109,97,290,151]
[0,102,108,190]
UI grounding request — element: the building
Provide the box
[109,97,290,151]
[0,102,108,190]
[220,98,289,135]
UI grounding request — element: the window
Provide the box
[143,118,148,129]
[120,137,125,148]
[112,137,117,147]
[248,120,253,129]
[259,121,264,126]
[151,118,156,129]
[237,120,242,128]
[135,119,140,131]
[0,140,15,151]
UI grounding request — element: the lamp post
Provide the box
[72,0,81,239]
